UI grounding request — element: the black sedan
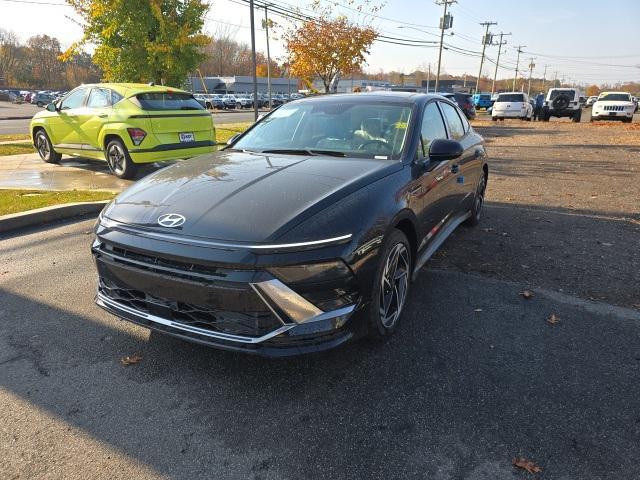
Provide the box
[92,92,488,356]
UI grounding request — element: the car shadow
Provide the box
[55,156,169,181]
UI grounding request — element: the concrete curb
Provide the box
[0,116,32,120]
[0,200,109,234]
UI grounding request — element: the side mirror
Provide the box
[428,139,463,162]
[226,133,241,145]
[46,102,57,112]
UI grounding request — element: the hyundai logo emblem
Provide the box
[157,213,186,228]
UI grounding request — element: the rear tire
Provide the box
[366,229,412,341]
[34,129,61,164]
[105,138,137,179]
[492,116,498,122]
[465,172,486,227]
[572,110,582,123]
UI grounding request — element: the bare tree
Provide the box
[0,29,20,85]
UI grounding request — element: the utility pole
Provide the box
[527,58,535,96]
[264,5,272,109]
[541,64,547,93]
[434,0,456,92]
[475,21,497,94]
[491,32,510,95]
[553,71,558,88]
[249,0,259,121]
[512,45,525,91]
[426,63,431,92]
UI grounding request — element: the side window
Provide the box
[87,88,111,108]
[111,90,124,105]
[440,102,465,140]
[419,102,447,157]
[458,109,470,133]
[60,88,87,110]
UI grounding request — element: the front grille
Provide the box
[99,277,281,337]
[603,105,624,111]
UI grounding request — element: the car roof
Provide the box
[293,91,444,105]
[75,83,190,98]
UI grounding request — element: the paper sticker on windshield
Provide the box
[393,122,408,129]
[271,107,299,118]
[374,155,388,160]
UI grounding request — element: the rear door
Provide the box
[80,87,114,152]
[439,101,483,212]
[134,92,214,146]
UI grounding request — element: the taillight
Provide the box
[127,128,146,146]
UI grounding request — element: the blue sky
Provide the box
[2,0,639,84]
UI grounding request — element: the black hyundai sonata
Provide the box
[92,92,488,356]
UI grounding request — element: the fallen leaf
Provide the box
[512,457,542,474]
[547,314,560,325]
[0,271,8,275]
[120,354,143,366]
[520,290,534,300]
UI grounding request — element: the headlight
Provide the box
[269,261,359,311]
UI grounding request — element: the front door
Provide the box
[51,87,89,152]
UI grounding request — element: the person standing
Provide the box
[533,93,545,121]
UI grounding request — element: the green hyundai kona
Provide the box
[30,83,217,178]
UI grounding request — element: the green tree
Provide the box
[66,0,209,86]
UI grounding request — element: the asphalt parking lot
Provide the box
[1,116,640,479]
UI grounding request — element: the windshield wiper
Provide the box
[260,148,346,157]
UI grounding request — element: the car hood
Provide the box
[594,101,634,106]
[103,150,400,243]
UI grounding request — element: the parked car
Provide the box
[472,93,493,110]
[92,92,488,356]
[491,92,533,121]
[221,94,238,109]
[271,94,286,106]
[31,92,56,107]
[236,94,255,109]
[202,94,224,110]
[30,83,217,178]
[23,92,33,103]
[439,92,476,120]
[591,92,636,123]
[586,96,598,107]
[194,94,208,108]
[541,88,583,122]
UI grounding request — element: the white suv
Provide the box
[541,88,583,122]
[591,92,635,123]
[491,92,533,121]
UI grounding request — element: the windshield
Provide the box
[598,93,631,102]
[135,92,204,111]
[549,90,576,100]
[497,94,525,102]
[233,100,412,160]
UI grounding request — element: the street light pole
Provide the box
[527,58,535,96]
[475,21,497,94]
[434,0,456,92]
[249,0,259,121]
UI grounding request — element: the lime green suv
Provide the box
[30,83,216,178]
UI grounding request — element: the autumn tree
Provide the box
[66,0,209,86]
[283,12,377,93]
[0,29,20,85]
[585,85,601,97]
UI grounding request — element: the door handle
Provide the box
[451,164,459,174]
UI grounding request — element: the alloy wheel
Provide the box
[36,134,50,161]
[107,143,125,175]
[379,243,410,328]
[474,176,486,222]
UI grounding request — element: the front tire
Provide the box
[105,138,137,179]
[367,229,412,340]
[572,110,582,123]
[34,129,61,164]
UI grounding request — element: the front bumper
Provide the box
[592,110,633,120]
[92,237,362,356]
